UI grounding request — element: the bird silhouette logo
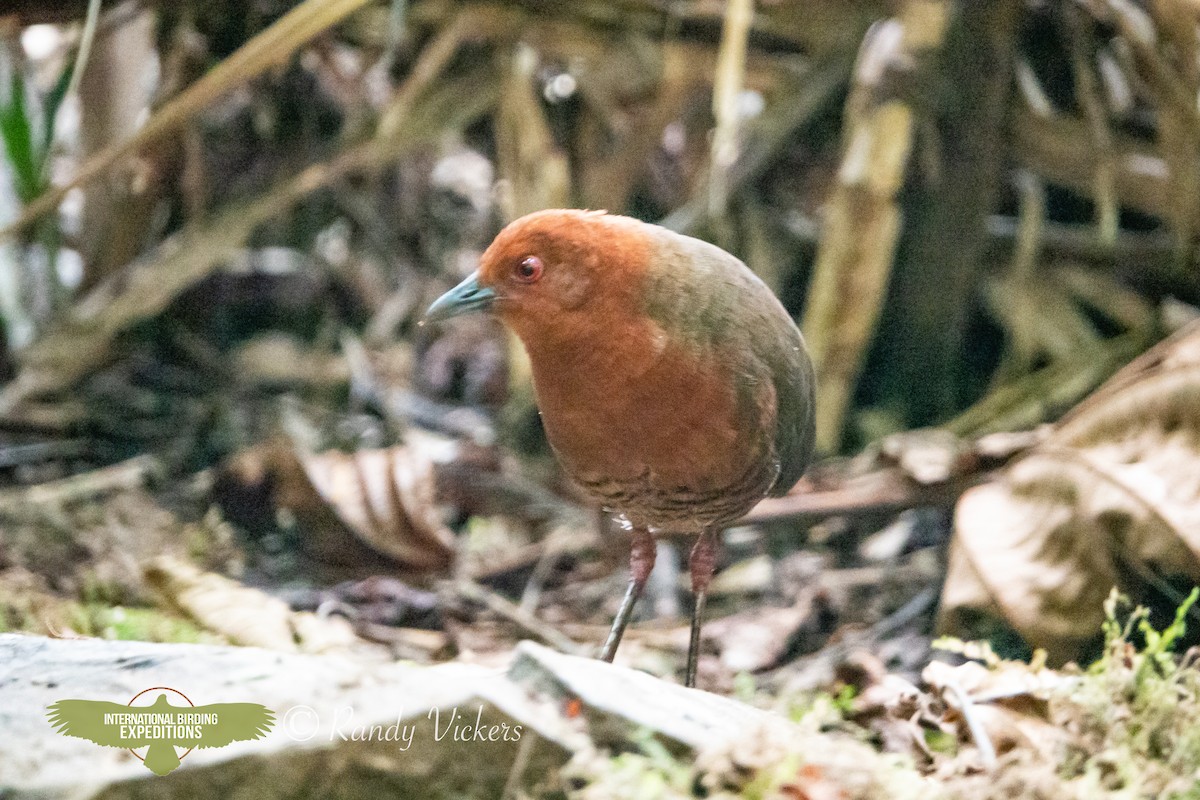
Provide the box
[46,687,275,776]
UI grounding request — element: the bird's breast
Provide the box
[528,332,777,530]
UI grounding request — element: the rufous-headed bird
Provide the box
[426,209,815,687]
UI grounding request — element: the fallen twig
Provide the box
[742,470,984,525]
[0,438,89,468]
[449,579,587,656]
[0,454,161,514]
[942,677,998,770]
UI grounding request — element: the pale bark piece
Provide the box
[0,635,801,798]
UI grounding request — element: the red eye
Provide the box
[515,255,543,282]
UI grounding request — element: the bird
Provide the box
[46,694,274,775]
[425,209,815,687]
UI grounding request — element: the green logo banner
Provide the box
[47,687,275,775]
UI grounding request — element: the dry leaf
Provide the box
[922,660,1072,762]
[778,764,850,800]
[705,588,835,672]
[143,555,361,653]
[218,436,457,574]
[939,321,1200,663]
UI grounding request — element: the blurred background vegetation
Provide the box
[9,3,1200,794]
[0,0,1192,456]
[1,0,1200,696]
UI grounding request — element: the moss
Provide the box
[69,603,222,644]
[1057,588,1200,797]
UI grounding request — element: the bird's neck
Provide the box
[516,309,665,415]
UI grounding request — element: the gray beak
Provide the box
[423,272,496,323]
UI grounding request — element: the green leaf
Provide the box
[0,67,40,204]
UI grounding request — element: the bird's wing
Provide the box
[644,231,816,495]
[193,703,275,748]
[764,328,816,496]
[725,293,814,497]
[46,700,151,747]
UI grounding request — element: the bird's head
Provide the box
[424,209,651,345]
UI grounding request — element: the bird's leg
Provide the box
[685,527,718,688]
[599,524,656,662]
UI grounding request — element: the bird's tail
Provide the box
[143,742,182,776]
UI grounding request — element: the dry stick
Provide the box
[1012,108,1168,221]
[662,53,850,235]
[1053,266,1157,337]
[500,731,537,800]
[1010,171,1045,285]
[1102,1,1200,248]
[377,6,512,138]
[943,677,997,770]
[943,334,1142,437]
[1103,0,1193,111]
[997,170,1047,378]
[984,215,1175,265]
[1065,4,1119,245]
[0,0,377,242]
[59,0,103,116]
[404,0,829,54]
[792,208,1177,270]
[0,438,89,468]
[451,580,587,656]
[706,0,753,219]
[38,0,105,191]
[518,528,569,617]
[742,469,984,526]
[0,454,160,514]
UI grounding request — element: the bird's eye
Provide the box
[515,255,544,283]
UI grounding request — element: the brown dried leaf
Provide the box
[922,660,1071,764]
[843,660,938,764]
[143,555,362,653]
[939,321,1200,663]
[705,588,834,673]
[778,763,851,800]
[297,443,456,571]
[218,437,457,574]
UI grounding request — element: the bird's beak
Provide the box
[423,271,496,323]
